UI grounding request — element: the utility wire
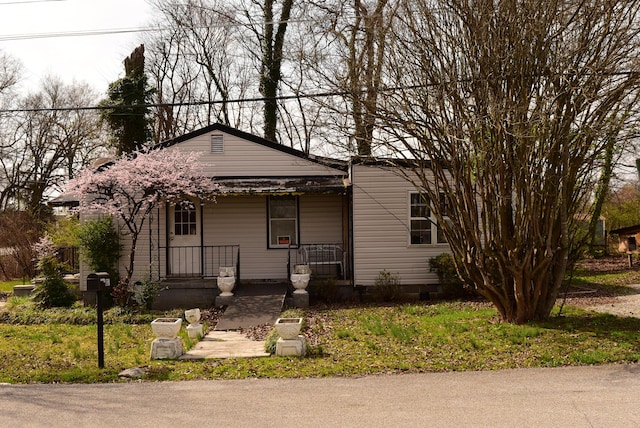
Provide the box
[0,17,328,42]
[0,71,636,114]
[0,27,160,41]
[0,89,354,113]
[0,0,67,4]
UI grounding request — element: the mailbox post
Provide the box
[87,273,110,368]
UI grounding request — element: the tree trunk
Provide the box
[260,0,294,142]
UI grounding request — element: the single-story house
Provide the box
[609,224,640,254]
[77,124,451,307]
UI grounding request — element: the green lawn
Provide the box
[0,279,30,293]
[1,299,639,384]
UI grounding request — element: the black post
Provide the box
[97,288,104,368]
[87,273,110,369]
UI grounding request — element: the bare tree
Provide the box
[287,1,399,157]
[380,0,640,323]
[236,0,294,142]
[0,77,104,216]
[147,0,257,140]
[0,51,20,97]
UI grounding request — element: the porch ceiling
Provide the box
[214,176,349,195]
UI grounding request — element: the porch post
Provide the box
[165,201,170,276]
[156,206,161,281]
[200,199,205,277]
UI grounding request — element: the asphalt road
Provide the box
[2,364,640,427]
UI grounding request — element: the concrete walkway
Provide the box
[180,330,270,360]
[181,283,287,359]
[214,282,287,330]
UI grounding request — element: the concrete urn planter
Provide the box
[184,308,201,324]
[217,267,236,297]
[217,276,236,296]
[275,317,303,340]
[291,264,311,294]
[151,318,182,339]
[184,309,203,339]
[219,266,235,277]
[293,264,311,275]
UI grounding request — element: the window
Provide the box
[268,196,298,248]
[410,192,448,245]
[211,134,224,153]
[174,200,197,235]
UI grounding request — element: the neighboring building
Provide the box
[76,124,452,306]
[610,224,640,254]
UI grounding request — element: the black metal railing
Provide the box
[56,246,79,274]
[288,243,347,279]
[160,245,240,279]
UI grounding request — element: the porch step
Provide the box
[214,283,288,331]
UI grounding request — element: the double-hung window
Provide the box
[174,200,197,236]
[410,192,448,245]
[268,195,299,248]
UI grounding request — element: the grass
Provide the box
[1,299,639,383]
[0,279,30,293]
[1,262,639,384]
[570,263,640,295]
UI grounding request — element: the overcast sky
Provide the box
[0,0,154,96]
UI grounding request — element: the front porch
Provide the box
[149,243,351,309]
[154,243,349,280]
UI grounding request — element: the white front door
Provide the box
[169,199,201,276]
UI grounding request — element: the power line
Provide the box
[0,16,329,42]
[0,0,67,4]
[0,89,354,113]
[0,72,635,114]
[0,26,160,41]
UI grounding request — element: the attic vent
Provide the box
[211,134,224,153]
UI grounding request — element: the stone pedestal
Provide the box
[292,292,309,308]
[150,337,184,360]
[186,323,203,339]
[13,284,35,297]
[275,336,306,357]
[215,294,234,307]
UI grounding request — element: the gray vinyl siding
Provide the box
[165,131,345,177]
[118,212,157,285]
[114,127,347,283]
[299,194,344,244]
[351,164,450,287]
[201,194,343,279]
[119,193,345,282]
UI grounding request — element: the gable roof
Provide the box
[155,123,348,172]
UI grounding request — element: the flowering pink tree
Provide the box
[66,149,219,290]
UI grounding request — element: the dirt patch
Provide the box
[199,306,225,332]
[575,255,633,274]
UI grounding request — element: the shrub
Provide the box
[310,277,341,303]
[31,237,76,309]
[429,253,470,299]
[110,279,131,307]
[264,328,279,354]
[77,216,120,281]
[370,270,401,302]
[131,279,167,310]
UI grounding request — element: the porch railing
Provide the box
[159,245,240,279]
[288,243,347,279]
[56,246,79,274]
